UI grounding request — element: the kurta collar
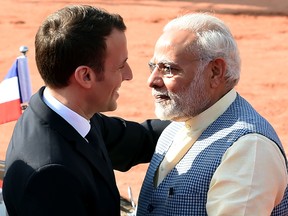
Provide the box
[185,89,237,134]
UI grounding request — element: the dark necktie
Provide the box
[85,127,97,147]
[85,124,109,163]
[85,124,116,180]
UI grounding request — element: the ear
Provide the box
[209,58,226,88]
[74,66,94,88]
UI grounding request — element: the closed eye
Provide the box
[119,58,128,70]
[119,64,125,69]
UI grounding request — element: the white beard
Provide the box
[153,70,211,121]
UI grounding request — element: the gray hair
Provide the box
[163,13,241,88]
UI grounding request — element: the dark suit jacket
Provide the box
[3,87,169,216]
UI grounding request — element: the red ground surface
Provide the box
[1,0,288,203]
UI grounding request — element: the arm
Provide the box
[8,165,87,216]
[207,134,287,216]
[92,113,170,171]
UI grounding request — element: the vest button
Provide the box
[147,204,154,213]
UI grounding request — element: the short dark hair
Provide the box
[35,5,126,88]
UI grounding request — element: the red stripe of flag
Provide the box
[0,59,22,124]
[0,99,21,124]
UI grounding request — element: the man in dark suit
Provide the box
[3,5,169,216]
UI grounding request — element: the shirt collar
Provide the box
[185,89,237,133]
[43,87,90,138]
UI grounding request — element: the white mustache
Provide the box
[152,89,169,98]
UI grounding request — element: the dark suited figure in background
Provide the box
[3,5,169,216]
[137,13,288,215]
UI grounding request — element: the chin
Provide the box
[110,106,117,111]
[107,102,117,112]
[155,104,186,121]
[155,108,172,121]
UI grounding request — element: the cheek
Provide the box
[108,72,122,86]
[164,78,191,93]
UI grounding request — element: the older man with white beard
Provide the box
[136,13,288,216]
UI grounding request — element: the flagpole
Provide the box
[19,45,28,56]
[20,45,28,111]
[18,45,31,111]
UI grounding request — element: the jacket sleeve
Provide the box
[4,162,88,216]
[91,113,170,171]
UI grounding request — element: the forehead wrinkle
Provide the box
[152,44,178,65]
[152,57,177,65]
[154,29,198,62]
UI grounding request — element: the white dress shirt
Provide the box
[43,88,90,138]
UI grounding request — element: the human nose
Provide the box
[147,67,164,88]
[123,64,133,81]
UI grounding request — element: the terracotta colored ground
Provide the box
[1,0,288,204]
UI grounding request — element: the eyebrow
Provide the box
[150,59,177,65]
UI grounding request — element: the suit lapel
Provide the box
[73,138,119,200]
[30,87,119,201]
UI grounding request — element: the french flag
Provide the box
[0,55,32,124]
